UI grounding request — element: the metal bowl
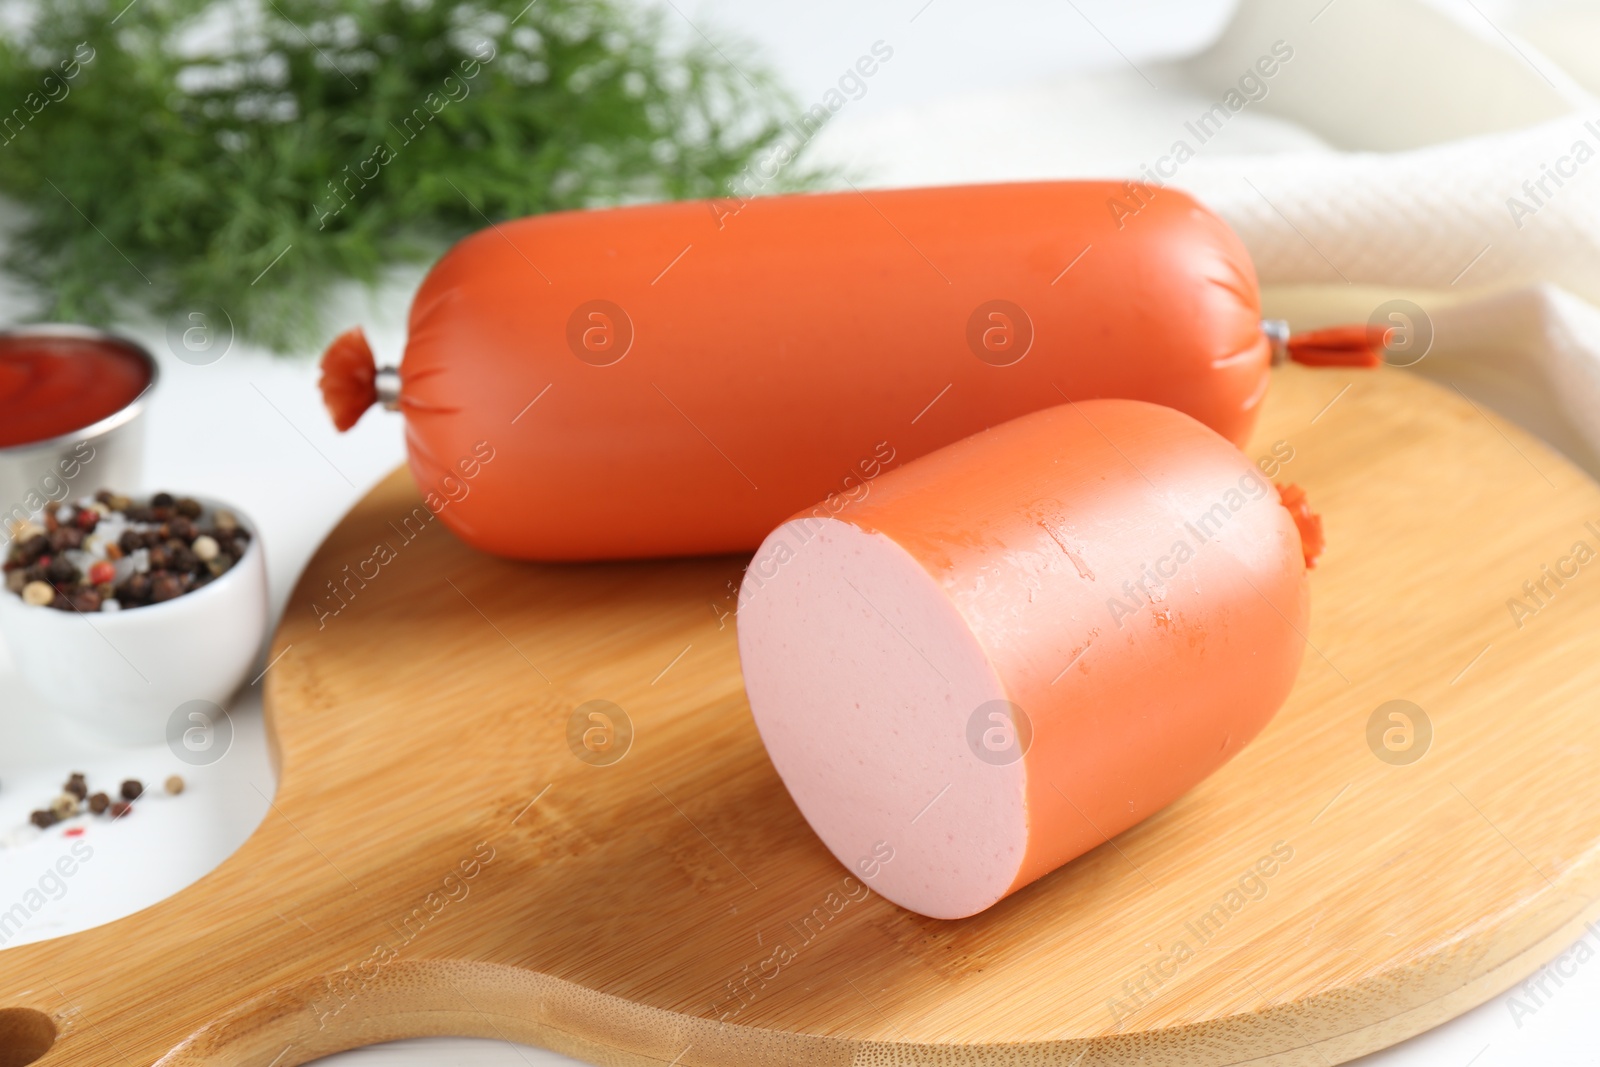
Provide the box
[0,325,159,546]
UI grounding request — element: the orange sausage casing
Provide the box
[324,182,1273,560]
[736,400,1312,919]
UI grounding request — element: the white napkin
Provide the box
[813,0,1600,475]
[1176,0,1600,472]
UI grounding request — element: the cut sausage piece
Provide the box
[736,399,1312,919]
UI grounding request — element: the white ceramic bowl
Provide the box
[0,497,267,744]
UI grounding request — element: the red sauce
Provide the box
[0,334,152,449]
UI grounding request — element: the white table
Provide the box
[3,1,1596,1062]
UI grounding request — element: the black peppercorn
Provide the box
[47,526,84,553]
[65,773,87,800]
[149,572,182,602]
[88,792,110,815]
[58,588,102,613]
[29,809,58,829]
[168,542,198,573]
[151,492,175,507]
[15,534,48,564]
[117,572,152,605]
[45,556,78,584]
[121,779,144,801]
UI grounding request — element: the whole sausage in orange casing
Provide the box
[736,399,1316,919]
[320,181,1368,561]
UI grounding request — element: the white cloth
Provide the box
[1179,0,1600,471]
[813,0,1600,474]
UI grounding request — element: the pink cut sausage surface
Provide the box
[736,399,1310,919]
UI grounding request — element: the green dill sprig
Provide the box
[0,0,814,351]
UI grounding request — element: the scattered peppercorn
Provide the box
[14,770,189,834]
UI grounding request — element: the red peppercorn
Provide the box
[88,560,116,585]
[108,800,132,818]
[74,508,99,531]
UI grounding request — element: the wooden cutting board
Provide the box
[5,364,1600,1067]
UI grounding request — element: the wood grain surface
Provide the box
[4,364,1600,1066]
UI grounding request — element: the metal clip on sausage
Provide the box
[1264,318,1389,367]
